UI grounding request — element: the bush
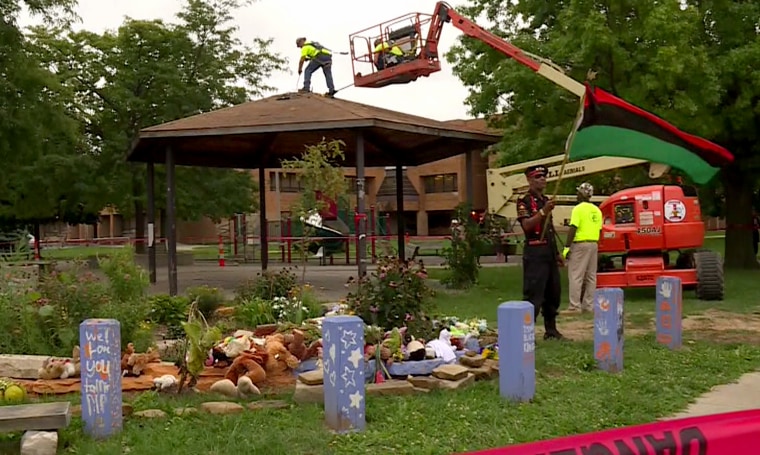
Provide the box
[234,268,298,302]
[441,204,483,289]
[234,297,277,328]
[149,294,191,339]
[0,247,154,356]
[186,285,225,319]
[346,257,435,331]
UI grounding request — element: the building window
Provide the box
[269,172,303,193]
[345,176,358,193]
[423,173,458,193]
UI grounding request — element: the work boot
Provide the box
[325,89,337,98]
[298,88,310,93]
[543,319,565,341]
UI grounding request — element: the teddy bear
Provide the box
[263,333,301,375]
[38,346,81,380]
[211,347,267,399]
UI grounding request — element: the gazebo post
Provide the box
[165,146,178,296]
[146,162,157,284]
[395,162,405,261]
[258,164,268,270]
[356,134,367,278]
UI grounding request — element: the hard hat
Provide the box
[295,37,306,45]
[577,182,594,197]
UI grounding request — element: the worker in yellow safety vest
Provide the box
[373,38,404,70]
[296,37,336,96]
[563,182,603,314]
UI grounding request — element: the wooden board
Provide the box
[0,402,71,433]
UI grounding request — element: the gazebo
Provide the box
[128,92,501,295]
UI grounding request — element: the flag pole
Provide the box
[539,85,588,242]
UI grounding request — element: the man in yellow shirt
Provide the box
[563,182,603,313]
[296,37,336,97]
[373,38,404,70]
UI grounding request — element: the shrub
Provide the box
[441,204,483,289]
[234,268,298,302]
[234,297,277,328]
[186,285,225,319]
[346,257,435,331]
[149,294,191,339]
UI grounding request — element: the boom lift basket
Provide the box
[349,11,442,88]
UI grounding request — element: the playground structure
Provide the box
[348,2,728,299]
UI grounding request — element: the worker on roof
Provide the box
[516,165,565,341]
[563,182,603,314]
[373,38,403,70]
[296,37,336,97]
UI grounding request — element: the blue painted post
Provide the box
[593,288,624,373]
[497,302,535,402]
[656,276,683,350]
[79,319,122,439]
[321,316,365,433]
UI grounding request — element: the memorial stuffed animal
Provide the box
[283,329,307,360]
[37,346,81,380]
[122,344,161,377]
[219,347,266,399]
[264,334,300,374]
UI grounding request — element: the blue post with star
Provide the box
[321,315,365,433]
[593,288,624,373]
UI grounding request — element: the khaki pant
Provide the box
[568,241,598,311]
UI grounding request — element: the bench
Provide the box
[0,402,71,433]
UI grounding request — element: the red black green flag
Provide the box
[567,84,734,184]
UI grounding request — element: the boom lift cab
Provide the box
[597,185,723,300]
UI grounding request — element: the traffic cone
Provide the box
[218,236,225,267]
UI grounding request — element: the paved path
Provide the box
[668,371,760,419]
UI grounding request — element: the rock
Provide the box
[0,354,50,379]
[247,400,290,411]
[437,373,476,391]
[413,387,430,393]
[432,364,469,381]
[20,431,58,455]
[293,382,324,405]
[134,409,167,418]
[484,359,499,374]
[459,355,485,368]
[200,401,245,415]
[174,407,198,416]
[298,369,324,385]
[406,376,439,390]
[367,380,415,397]
[468,366,495,380]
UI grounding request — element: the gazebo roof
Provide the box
[128,92,502,168]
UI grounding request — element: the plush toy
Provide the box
[283,329,307,360]
[224,348,267,386]
[37,346,81,380]
[264,334,300,374]
[122,343,161,377]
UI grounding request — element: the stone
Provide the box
[0,355,50,379]
[293,382,324,405]
[247,400,290,411]
[20,431,58,455]
[468,366,496,381]
[484,359,499,373]
[432,364,469,381]
[366,380,415,397]
[134,409,167,419]
[298,369,324,385]
[200,401,245,415]
[174,408,197,416]
[437,373,475,391]
[413,387,430,393]
[459,355,485,368]
[406,376,439,390]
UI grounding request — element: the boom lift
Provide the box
[349,2,725,300]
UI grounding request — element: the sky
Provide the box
[18,0,477,122]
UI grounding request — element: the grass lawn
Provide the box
[44,265,760,455]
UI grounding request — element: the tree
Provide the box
[0,0,101,232]
[280,139,348,284]
[446,0,760,268]
[27,0,286,249]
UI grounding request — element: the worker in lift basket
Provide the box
[562,182,603,314]
[516,165,565,341]
[373,38,403,70]
[296,37,336,97]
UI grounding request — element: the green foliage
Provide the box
[234,268,298,302]
[0,247,153,356]
[149,294,191,339]
[186,285,226,320]
[446,0,760,267]
[234,282,323,328]
[441,204,483,289]
[181,301,222,384]
[346,257,435,331]
[234,297,277,328]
